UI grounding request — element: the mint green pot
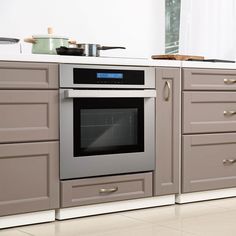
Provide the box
[32,37,69,54]
[25,35,69,55]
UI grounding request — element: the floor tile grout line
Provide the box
[120,218,199,236]
[157,223,200,235]
[119,210,226,223]
[203,201,236,210]
[117,213,155,224]
[17,229,35,236]
[149,223,199,235]
[204,203,236,211]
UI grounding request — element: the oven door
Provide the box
[60,89,156,179]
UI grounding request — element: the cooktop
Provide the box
[187,59,235,63]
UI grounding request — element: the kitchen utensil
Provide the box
[70,43,126,57]
[24,27,75,55]
[0,37,19,44]
[152,54,204,61]
[56,46,85,56]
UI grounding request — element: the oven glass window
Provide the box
[74,98,144,156]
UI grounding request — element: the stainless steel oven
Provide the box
[60,64,156,180]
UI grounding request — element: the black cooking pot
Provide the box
[70,43,126,57]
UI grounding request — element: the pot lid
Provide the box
[32,27,68,40]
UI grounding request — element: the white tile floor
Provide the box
[1,197,236,236]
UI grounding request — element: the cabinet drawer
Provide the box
[183,68,236,90]
[0,90,58,143]
[0,62,58,89]
[182,133,236,193]
[183,92,236,134]
[61,172,153,207]
[0,141,59,216]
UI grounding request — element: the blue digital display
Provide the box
[97,73,123,79]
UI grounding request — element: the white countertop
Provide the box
[1,54,236,69]
[181,61,236,70]
[0,54,181,67]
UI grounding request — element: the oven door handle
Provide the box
[64,89,156,98]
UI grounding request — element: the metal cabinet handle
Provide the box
[163,81,171,101]
[224,79,236,84]
[224,110,236,116]
[99,186,118,194]
[223,159,236,166]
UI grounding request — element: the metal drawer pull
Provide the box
[163,81,171,101]
[223,159,236,166]
[224,79,236,84]
[99,186,118,194]
[224,111,236,116]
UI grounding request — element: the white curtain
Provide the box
[179,0,236,60]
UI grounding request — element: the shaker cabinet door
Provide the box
[0,62,58,89]
[182,133,236,193]
[154,67,180,196]
[0,90,59,143]
[183,92,236,134]
[61,173,153,207]
[0,141,59,216]
[183,68,236,91]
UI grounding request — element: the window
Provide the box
[165,0,181,54]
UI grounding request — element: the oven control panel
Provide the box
[59,64,155,89]
[73,68,144,85]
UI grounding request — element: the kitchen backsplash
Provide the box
[0,0,165,57]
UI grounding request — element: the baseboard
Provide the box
[0,210,55,229]
[176,187,236,204]
[56,195,175,220]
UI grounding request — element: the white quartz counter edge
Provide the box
[181,61,236,69]
[0,54,181,67]
[1,54,236,69]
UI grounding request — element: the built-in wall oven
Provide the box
[60,64,156,180]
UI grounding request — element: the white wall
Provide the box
[0,0,165,58]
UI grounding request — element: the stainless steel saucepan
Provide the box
[70,43,126,57]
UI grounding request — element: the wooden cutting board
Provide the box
[152,54,204,61]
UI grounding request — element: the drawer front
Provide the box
[61,172,153,207]
[0,141,59,216]
[182,133,236,193]
[0,90,58,143]
[0,62,58,89]
[183,92,236,134]
[183,68,236,91]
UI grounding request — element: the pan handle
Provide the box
[68,39,77,45]
[98,46,126,50]
[24,37,36,44]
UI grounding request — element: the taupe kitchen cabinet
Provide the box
[182,133,236,193]
[182,68,236,193]
[61,172,153,207]
[0,141,59,216]
[154,67,180,196]
[0,62,60,216]
[183,92,236,134]
[0,90,58,143]
[183,68,236,91]
[0,62,58,89]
